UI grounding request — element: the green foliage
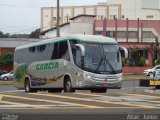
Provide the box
[0,29,40,38]
[121,57,126,66]
[29,29,40,38]
[0,51,13,68]
[128,59,135,67]
[128,48,146,67]
[138,56,145,66]
[0,31,9,38]
[155,59,160,65]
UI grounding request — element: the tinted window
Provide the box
[57,41,70,61]
[51,42,58,59]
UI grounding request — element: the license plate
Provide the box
[102,83,108,87]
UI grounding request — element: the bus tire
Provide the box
[91,88,107,93]
[156,85,160,89]
[25,79,36,93]
[64,77,75,92]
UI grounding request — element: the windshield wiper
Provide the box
[105,57,116,74]
[96,56,104,72]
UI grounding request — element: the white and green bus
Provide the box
[14,35,127,93]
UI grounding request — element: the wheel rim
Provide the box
[66,81,71,91]
[26,81,30,92]
[3,77,8,81]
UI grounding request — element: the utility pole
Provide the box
[56,0,60,37]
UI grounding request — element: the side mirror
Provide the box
[120,46,128,59]
[75,44,85,57]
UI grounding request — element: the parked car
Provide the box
[143,65,160,76]
[0,71,14,81]
[0,70,7,76]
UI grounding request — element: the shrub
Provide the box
[138,56,145,66]
[155,59,160,65]
[121,57,126,66]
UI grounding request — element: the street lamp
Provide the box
[56,0,60,37]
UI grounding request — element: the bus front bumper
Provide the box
[83,77,122,89]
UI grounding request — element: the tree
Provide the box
[151,36,159,65]
[0,31,6,38]
[29,29,40,38]
[0,51,13,69]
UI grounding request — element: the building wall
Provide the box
[42,24,70,38]
[41,1,160,32]
[142,0,159,9]
[107,0,160,20]
[41,4,121,32]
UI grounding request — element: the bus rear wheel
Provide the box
[64,77,75,92]
[91,88,107,93]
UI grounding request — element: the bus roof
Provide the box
[15,35,117,50]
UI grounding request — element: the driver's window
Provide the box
[75,49,81,68]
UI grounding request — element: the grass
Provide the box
[0,81,13,85]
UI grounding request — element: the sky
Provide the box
[0,0,106,34]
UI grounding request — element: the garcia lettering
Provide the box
[36,62,59,70]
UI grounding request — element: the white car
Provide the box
[0,71,14,81]
[143,65,160,76]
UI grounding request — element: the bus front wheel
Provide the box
[64,77,75,92]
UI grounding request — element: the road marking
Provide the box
[0,90,24,94]
[28,93,158,108]
[0,94,101,109]
[0,100,49,109]
[0,96,3,101]
[120,93,160,99]
[73,92,160,108]
[0,106,141,110]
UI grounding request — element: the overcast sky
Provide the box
[0,0,106,34]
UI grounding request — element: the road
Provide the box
[0,80,160,120]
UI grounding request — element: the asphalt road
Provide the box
[0,80,159,120]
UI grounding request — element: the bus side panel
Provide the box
[26,59,66,88]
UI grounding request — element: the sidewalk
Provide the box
[123,74,150,81]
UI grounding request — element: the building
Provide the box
[40,0,160,32]
[0,38,42,71]
[107,0,160,20]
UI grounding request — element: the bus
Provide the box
[14,35,128,93]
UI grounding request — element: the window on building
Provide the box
[143,31,156,38]
[146,15,154,19]
[95,31,103,35]
[117,31,126,38]
[110,15,117,20]
[128,31,137,38]
[139,50,148,59]
[64,16,70,22]
[121,15,125,19]
[107,31,116,38]
[96,15,103,20]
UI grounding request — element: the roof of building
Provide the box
[39,22,70,35]
[0,38,43,48]
[39,14,96,35]
[69,14,96,20]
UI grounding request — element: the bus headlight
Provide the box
[118,77,122,81]
[83,74,92,79]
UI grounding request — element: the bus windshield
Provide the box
[82,43,122,74]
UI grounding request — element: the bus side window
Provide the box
[75,48,81,68]
[51,42,58,59]
[70,40,77,63]
[58,41,70,61]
